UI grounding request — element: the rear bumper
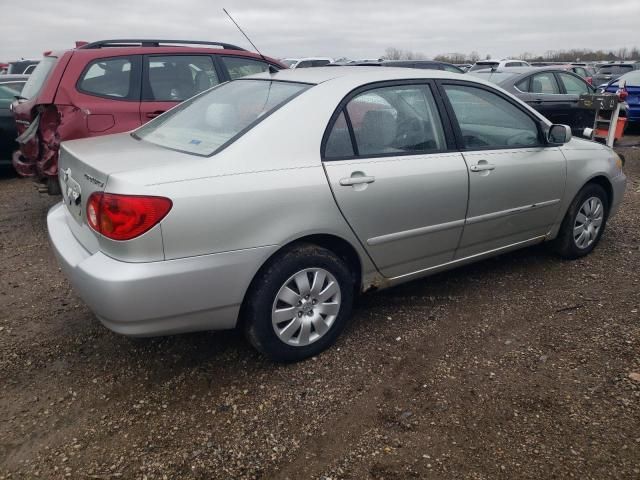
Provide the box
[47,202,276,336]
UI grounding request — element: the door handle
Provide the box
[145,110,165,119]
[339,175,376,186]
[469,163,495,172]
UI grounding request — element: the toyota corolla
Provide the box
[48,67,626,361]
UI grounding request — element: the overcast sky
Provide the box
[3,0,639,61]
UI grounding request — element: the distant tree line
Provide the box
[383,47,640,63]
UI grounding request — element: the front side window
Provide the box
[339,84,445,157]
[558,73,590,95]
[79,57,132,98]
[136,79,309,156]
[146,55,219,102]
[221,57,269,79]
[443,84,540,149]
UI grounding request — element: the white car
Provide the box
[469,59,530,72]
[281,57,334,69]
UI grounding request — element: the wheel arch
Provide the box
[584,175,613,212]
[237,233,364,327]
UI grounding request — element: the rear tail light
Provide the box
[586,77,593,85]
[86,193,172,241]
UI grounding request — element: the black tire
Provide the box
[243,243,354,362]
[551,183,609,259]
[47,176,61,195]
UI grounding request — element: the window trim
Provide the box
[75,55,141,102]
[141,53,222,102]
[435,79,549,152]
[321,79,457,162]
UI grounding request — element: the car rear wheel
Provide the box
[551,183,609,259]
[243,244,354,362]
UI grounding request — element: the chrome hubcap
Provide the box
[272,268,341,347]
[573,196,603,249]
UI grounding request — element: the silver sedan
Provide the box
[48,67,626,361]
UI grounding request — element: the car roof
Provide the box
[0,74,29,81]
[246,65,471,85]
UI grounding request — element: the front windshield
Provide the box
[20,56,57,100]
[136,79,310,156]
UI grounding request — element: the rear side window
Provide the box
[324,112,354,159]
[558,73,590,95]
[529,73,560,94]
[443,84,540,149]
[146,55,220,102]
[221,57,269,79]
[20,56,57,100]
[79,58,132,98]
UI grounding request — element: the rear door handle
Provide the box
[339,175,376,186]
[145,110,165,119]
[469,163,496,172]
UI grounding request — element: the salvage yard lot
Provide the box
[1,137,639,479]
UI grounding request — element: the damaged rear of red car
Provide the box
[12,40,284,194]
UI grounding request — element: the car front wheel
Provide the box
[552,183,609,259]
[243,244,354,362]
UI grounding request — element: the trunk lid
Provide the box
[58,132,190,254]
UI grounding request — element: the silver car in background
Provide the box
[48,67,626,361]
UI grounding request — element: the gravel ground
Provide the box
[1,136,639,479]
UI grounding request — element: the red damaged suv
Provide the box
[12,39,283,193]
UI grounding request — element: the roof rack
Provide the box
[79,39,247,51]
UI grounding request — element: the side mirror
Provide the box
[548,124,572,145]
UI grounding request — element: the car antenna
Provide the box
[223,8,278,74]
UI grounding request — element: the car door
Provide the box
[75,55,142,135]
[140,54,222,123]
[439,81,566,258]
[555,71,595,134]
[516,71,570,125]
[322,82,469,278]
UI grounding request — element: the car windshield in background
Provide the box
[468,62,499,72]
[135,79,311,156]
[20,57,57,100]
[597,65,633,75]
[610,70,640,87]
[467,71,520,84]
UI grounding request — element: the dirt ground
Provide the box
[1,134,639,479]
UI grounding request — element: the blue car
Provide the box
[599,70,640,123]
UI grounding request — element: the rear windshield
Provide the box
[469,62,499,72]
[135,79,310,156]
[20,56,57,100]
[597,65,633,75]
